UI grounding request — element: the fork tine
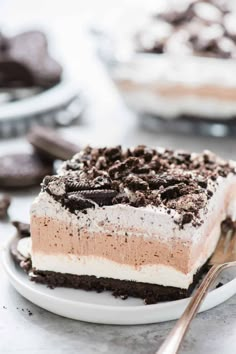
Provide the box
[210,222,236,265]
[210,232,226,265]
[223,229,233,254]
[228,229,236,258]
[223,229,236,262]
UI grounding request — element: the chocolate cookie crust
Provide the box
[42,146,235,228]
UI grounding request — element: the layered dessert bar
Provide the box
[111,0,236,121]
[14,146,236,303]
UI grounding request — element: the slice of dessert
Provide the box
[15,146,236,303]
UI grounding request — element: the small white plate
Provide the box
[0,80,78,121]
[2,230,236,325]
[0,79,84,138]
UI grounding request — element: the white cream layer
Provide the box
[31,254,195,288]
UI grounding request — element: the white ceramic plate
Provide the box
[2,230,236,325]
[0,78,84,138]
[0,80,78,121]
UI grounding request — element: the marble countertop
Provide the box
[0,1,236,352]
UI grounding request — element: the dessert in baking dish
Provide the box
[112,0,236,121]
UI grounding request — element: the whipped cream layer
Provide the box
[113,55,236,119]
[29,171,236,289]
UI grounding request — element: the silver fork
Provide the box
[156,228,236,354]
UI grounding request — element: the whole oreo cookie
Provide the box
[0,152,53,188]
[28,127,80,161]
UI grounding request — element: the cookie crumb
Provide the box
[216,282,224,289]
[0,194,11,219]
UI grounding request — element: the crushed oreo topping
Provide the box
[136,0,236,59]
[42,145,235,228]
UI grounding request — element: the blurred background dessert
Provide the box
[0,30,62,90]
[97,0,236,136]
[0,23,83,138]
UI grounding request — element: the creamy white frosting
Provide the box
[30,254,199,288]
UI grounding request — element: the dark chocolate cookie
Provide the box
[28,127,80,161]
[0,152,53,188]
[0,30,62,88]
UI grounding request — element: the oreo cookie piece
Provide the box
[63,189,118,213]
[0,152,53,188]
[0,194,11,219]
[28,127,80,161]
[78,189,118,205]
[0,30,62,89]
[11,221,32,272]
[12,221,31,237]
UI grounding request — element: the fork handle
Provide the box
[156,262,235,354]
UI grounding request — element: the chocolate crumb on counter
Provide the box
[216,282,224,289]
[41,145,235,228]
